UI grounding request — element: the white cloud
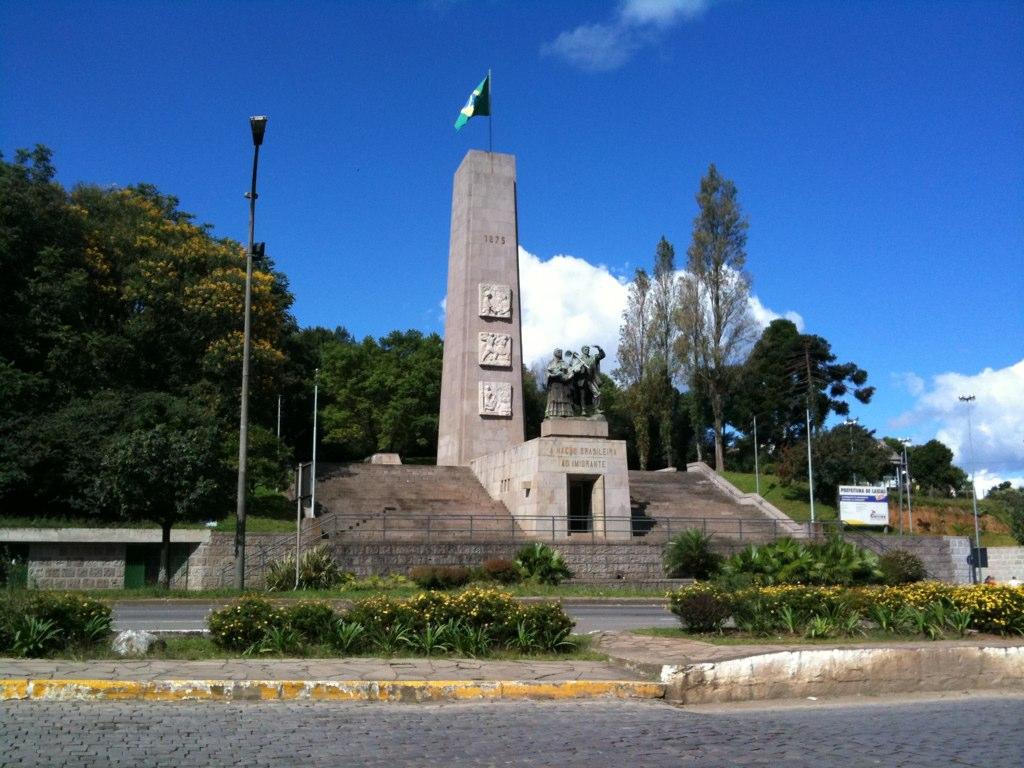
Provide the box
[542,0,714,71]
[542,23,639,73]
[519,246,629,372]
[973,469,1024,498]
[893,371,925,397]
[747,295,804,333]
[517,245,802,375]
[620,0,709,26]
[893,360,1024,494]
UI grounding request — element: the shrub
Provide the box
[286,600,337,645]
[668,584,733,633]
[265,545,346,591]
[518,602,576,651]
[721,537,881,586]
[28,592,112,646]
[344,587,574,653]
[663,529,722,579]
[481,558,522,584]
[208,595,287,650]
[514,543,572,585]
[878,549,927,585]
[408,565,472,589]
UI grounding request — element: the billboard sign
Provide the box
[838,485,889,526]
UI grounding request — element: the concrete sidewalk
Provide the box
[2,633,1023,705]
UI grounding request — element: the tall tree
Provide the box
[614,269,654,469]
[650,237,679,467]
[319,329,443,461]
[675,164,756,472]
[730,319,875,454]
[0,147,296,516]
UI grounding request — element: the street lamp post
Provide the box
[844,417,859,483]
[959,394,982,583]
[901,438,913,535]
[234,115,268,591]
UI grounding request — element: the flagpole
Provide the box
[488,68,493,154]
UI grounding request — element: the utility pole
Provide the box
[277,395,282,440]
[959,394,982,583]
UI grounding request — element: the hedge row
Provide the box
[668,582,1024,637]
[208,588,575,656]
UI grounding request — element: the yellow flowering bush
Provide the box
[208,595,288,650]
[668,581,1024,636]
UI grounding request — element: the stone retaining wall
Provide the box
[26,543,126,590]
[325,540,669,581]
[981,546,1024,583]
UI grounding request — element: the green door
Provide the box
[124,545,148,588]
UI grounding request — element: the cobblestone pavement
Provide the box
[2,694,1021,767]
[0,657,639,682]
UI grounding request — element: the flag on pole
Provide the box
[454,74,490,131]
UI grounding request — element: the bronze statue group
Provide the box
[544,345,605,418]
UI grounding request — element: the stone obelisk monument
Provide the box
[437,151,525,466]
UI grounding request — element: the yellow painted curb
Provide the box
[0,679,664,703]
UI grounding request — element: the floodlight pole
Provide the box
[234,115,268,591]
[960,395,982,583]
[844,417,859,483]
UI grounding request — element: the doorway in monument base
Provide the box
[566,475,605,535]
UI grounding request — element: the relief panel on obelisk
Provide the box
[479,283,512,319]
[478,332,512,368]
[478,381,513,417]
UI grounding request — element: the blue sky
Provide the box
[2,1,1022,488]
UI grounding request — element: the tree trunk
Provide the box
[159,521,172,590]
[711,387,725,473]
[633,414,650,470]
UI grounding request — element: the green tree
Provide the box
[907,440,968,497]
[779,424,892,504]
[730,320,875,455]
[675,165,756,472]
[615,268,654,469]
[987,484,1024,545]
[96,422,231,588]
[319,330,443,461]
[0,147,296,517]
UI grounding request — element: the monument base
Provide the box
[540,417,609,439]
[470,435,631,541]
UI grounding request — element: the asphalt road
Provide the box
[112,601,678,634]
[2,695,1021,767]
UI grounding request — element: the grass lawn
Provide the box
[52,633,606,662]
[720,471,837,523]
[0,488,296,533]
[78,582,672,602]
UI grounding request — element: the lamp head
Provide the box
[250,115,268,146]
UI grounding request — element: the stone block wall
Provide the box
[981,547,1024,583]
[191,533,295,589]
[324,540,666,581]
[27,543,125,590]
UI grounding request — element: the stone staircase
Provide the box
[628,464,807,545]
[312,463,525,540]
